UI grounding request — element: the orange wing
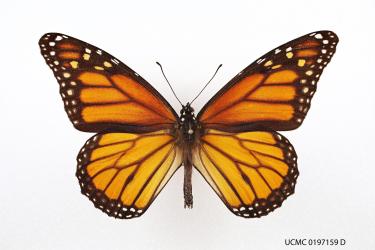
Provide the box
[193,129,298,218]
[198,31,338,132]
[39,33,178,133]
[77,130,182,218]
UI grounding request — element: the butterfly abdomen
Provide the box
[183,152,194,208]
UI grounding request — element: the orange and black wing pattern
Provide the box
[198,31,338,132]
[39,33,182,219]
[193,130,297,218]
[77,130,182,218]
[39,33,178,133]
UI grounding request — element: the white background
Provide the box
[1,0,374,249]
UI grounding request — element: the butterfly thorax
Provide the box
[178,103,199,208]
[178,103,198,143]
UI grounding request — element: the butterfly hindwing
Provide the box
[77,130,182,218]
[39,33,178,133]
[193,129,298,218]
[198,31,338,132]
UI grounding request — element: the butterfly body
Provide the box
[39,31,338,219]
[178,103,199,208]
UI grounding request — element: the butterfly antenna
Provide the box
[190,64,222,105]
[156,62,183,106]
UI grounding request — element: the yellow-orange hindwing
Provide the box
[193,129,298,218]
[76,130,182,218]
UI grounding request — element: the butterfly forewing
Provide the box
[198,31,338,132]
[39,33,178,133]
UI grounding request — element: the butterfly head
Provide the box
[181,102,194,114]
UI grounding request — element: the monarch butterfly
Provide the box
[39,30,338,219]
